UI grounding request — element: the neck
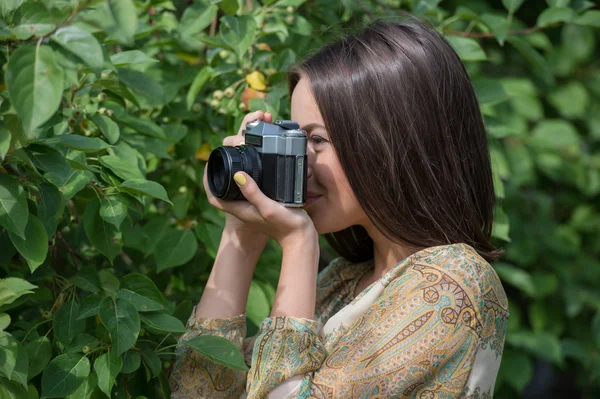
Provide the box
[361,222,421,278]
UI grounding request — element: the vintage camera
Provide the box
[206,120,307,207]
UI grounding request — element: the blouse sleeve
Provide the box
[169,309,253,398]
[245,316,327,398]
[292,259,509,398]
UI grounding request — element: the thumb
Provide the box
[233,172,270,211]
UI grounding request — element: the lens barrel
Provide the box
[207,145,262,200]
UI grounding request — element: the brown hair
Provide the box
[289,17,503,263]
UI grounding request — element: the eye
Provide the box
[310,135,328,146]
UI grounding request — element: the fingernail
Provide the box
[234,173,246,186]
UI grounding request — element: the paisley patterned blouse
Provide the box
[170,243,509,398]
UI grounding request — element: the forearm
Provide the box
[270,231,320,320]
[195,228,269,318]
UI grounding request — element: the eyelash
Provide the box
[310,136,327,146]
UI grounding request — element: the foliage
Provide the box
[0,0,598,398]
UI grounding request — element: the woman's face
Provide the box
[291,77,369,234]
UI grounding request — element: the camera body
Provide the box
[206,119,308,207]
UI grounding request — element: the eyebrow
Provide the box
[301,123,326,133]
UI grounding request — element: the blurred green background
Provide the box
[0,0,599,397]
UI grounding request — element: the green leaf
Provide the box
[0,377,28,399]
[502,0,525,13]
[52,135,111,152]
[119,179,172,204]
[0,332,18,380]
[71,267,100,294]
[492,206,511,242]
[139,346,161,380]
[498,349,533,392]
[99,269,120,298]
[537,7,575,27]
[83,199,123,263]
[6,45,64,135]
[140,312,187,333]
[37,182,65,238]
[65,371,96,399]
[0,314,9,331]
[41,353,90,398]
[186,66,213,111]
[494,262,536,297]
[445,36,487,61]
[529,119,581,152]
[0,278,36,308]
[117,68,165,107]
[51,26,104,75]
[507,36,555,88]
[46,169,93,200]
[67,333,102,355]
[219,16,258,60]
[90,115,120,145]
[194,221,221,258]
[547,82,589,119]
[574,10,600,27]
[10,340,28,388]
[121,350,141,373]
[246,281,270,327]
[93,351,122,397]
[0,0,24,19]
[25,143,72,183]
[184,335,248,371]
[77,295,101,320]
[110,50,158,67]
[0,174,28,239]
[0,124,11,160]
[98,297,140,357]
[106,0,138,46]
[481,14,509,46]
[592,312,600,348]
[178,2,219,38]
[155,229,198,272]
[8,214,48,273]
[25,336,51,380]
[99,155,144,181]
[119,274,166,312]
[507,331,563,365]
[117,290,164,313]
[99,196,128,230]
[53,300,85,347]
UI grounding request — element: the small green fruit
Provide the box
[97,92,107,102]
[192,103,202,112]
[213,90,224,100]
[286,6,294,13]
[285,15,295,24]
[224,87,234,98]
[219,50,229,59]
[210,99,219,109]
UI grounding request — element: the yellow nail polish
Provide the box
[234,173,246,186]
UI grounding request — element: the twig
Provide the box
[209,16,217,37]
[246,0,253,12]
[0,0,93,45]
[57,230,81,271]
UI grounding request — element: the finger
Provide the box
[222,135,245,146]
[264,112,273,124]
[233,172,277,219]
[236,110,266,136]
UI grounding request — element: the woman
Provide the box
[170,17,509,399]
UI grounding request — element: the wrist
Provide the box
[279,229,319,252]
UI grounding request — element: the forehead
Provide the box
[291,78,324,125]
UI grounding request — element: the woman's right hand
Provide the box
[203,110,273,236]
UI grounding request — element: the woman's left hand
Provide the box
[208,171,317,248]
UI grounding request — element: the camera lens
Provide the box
[207,145,261,200]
